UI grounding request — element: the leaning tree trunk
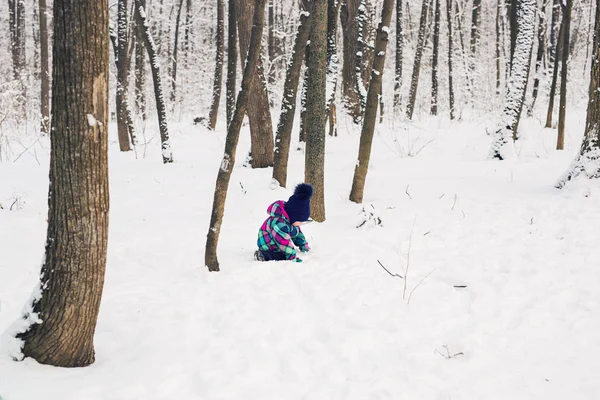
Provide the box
[489,0,535,159]
[272,0,312,188]
[117,0,132,151]
[556,0,600,188]
[394,0,404,110]
[350,0,395,203]
[39,0,50,133]
[529,0,545,114]
[209,0,225,130]
[557,0,572,150]
[226,0,237,125]
[135,0,147,120]
[431,0,440,115]
[546,21,564,128]
[305,0,328,222]
[237,0,274,168]
[205,0,268,272]
[135,1,174,163]
[171,0,185,113]
[340,0,362,123]
[406,0,430,120]
[17,0,110,368]
[447,0,455,119]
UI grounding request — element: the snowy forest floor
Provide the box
[1,109,600,399]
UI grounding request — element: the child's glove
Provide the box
[299,243,310,253]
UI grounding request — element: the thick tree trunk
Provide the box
[447,0,455,119]
[350,0,395,203]
[546,21,564,128]
[226,0,237,125]
[394,0,404,110]
[209,0,225,130]
[431,0,440,115]
[135,0,147,120]
[17,0,110,368]
[406,0,430,119]
[135,2,174,163]
[272,0,312,188]
[340,0,362,123]
[171,0,185,112]
[39,0,50,133]
[117,0,132,151]
[237,0,275,168]
[557,0,572,150]
[489,0,536,159]
[305,0,328,222]
[205,0,268,272]
[556,0,600,187]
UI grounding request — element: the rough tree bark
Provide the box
[327,0,342,137]
[489,0,536,159]
[550,0,560,63]
[447,0,455,119]
[209,0,225,130]
[117,0,133,151]
[171,0,185,112]
[557,0,572,150]
[350,0,395,203]
[226,0,237,125]
[8,0,26,118]
[496,0,502,92]
[406,0,430,119]
[394,0,404,110]
[272,0,312,188]
[470,0,481,55]
[237,0,275,168]
[305,0,328,222]
[556,0,600,188]
[135,1,174,163]
[340,0,362,123]
[546,21,564,128]
[431,0,440,115]
[135,0,147,120]
[205,0,268,272]
[17,0,110,368]
[39,0,50,133]
[529,0,546,114]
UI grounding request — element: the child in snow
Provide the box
[254,183,313,263]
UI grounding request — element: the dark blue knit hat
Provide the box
[284,183,313,224]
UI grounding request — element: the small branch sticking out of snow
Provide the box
[377,260,404,279]
[405,185,412,200]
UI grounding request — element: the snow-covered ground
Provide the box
[1,111,599,399]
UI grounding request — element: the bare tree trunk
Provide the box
[489,0,536,159]
[550,0,560,63]
[546,20,564,128]
[209,0,225,130]
[117,0,133,151]
[205,0,268,272]
[170,0,185,114]
[327,0,342,136]
[183,0,192,54]
[272,0,312,188]
[557,0,572,150]
[135,1,173,163]
[529,0,546,115]
[237,0,275,168]
[17,0,109,367]
[508,0,519,67]
[305,0,328,222]
[226,0,237,125]
[269,0,275,86]
[556,0,600,187]
[39,0,50,133]
[340,0,362,123]
[135,0,147,120]
[447,0,455,119]
[431,0,440,115]
[470,0,481,56]
[356,0,368,111]
[406,0,430,119]
[394,0,404,110]
[350,0,395,203]
[496,0,502,93]
[9,0,27,118]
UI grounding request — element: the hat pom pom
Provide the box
[293,183,313,200]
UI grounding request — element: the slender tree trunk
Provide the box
[394,0,404,110]
[226,0,237,125]
[489,0,536,159]
[350,0,395,203]
[556,0,600,187]
[305,0,328,222]
[546,21,564,128]
[205,0,268,272]
[340,0,362,123]
[272,0,313,188]
[135,1,173,163]
[508,0,519,67]
[496,0,502,93]
[431,0,440,115]
[39,0,50,133]
[135,0,147,120]
[447,0,455,119]
[557,0,572,150]
[117,0,132,151]
[237,0,275,168]
[209,0,225,130]
[9,0,26,118]
[406,0,430,119]
[550,0,560,63]
[327,0,342,136]
[170,0,185,114]
[356,0,368,111]
[17,0,109,368]
[269,0,275,86]
[183,0,192,54]
[470,0,481,55]
[529,0,546,115]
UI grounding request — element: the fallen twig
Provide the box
[377,260,404,279]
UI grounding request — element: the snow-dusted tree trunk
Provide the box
[205,0,267,271]
[9,0,26,118]
[305,0,328,222]
[546,21,563,128]
[170,0,185,113]
[529,0,545,114]
[550,0,560,63]
[272,0,312,188]
[406,0,430,120]
[116,0,133,152]
[393,0,403,110]
[488,0,535,160]
[350,0,395,203]
[341,0,362,123]
[208,0,225,130]
[135,1,173,163]
[356,0,368,111]
[557,0,573,150]
[226,0,237,125]
[39,0,50,133]
[135,0,147,120]
[327,0,342,136]
[431,0,440,115]
[446,0,455,119]
[495,0,502,93]
[470,0,481,55]
[556,0,600,188]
